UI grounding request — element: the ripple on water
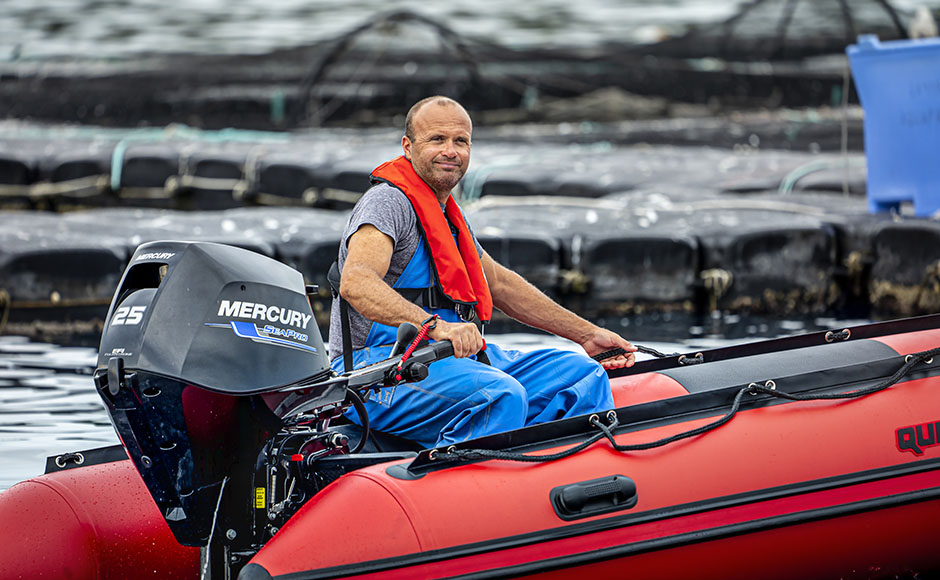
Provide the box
[4,0,744,59]
[0,341,110,490]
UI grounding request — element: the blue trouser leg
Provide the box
[483,344,614,426]
[333,343,613,448]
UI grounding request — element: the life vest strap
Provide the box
[395,286,478,323]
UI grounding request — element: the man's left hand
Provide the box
[580,328,637,370]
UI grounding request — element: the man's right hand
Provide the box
[428,319,483,358]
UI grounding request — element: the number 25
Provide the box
[112,305,146,326]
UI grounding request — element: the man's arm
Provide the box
[481,252,636,368]
[340,224,483,358]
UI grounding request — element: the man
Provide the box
[330,95,636,448]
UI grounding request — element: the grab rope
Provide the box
[593,345,702,365]
[432,346,940,464]
[54,452,85,468]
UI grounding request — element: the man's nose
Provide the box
[441,140,457,156]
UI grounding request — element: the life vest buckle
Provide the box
[456,303,476,323]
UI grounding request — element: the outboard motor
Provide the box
[94,241,337,546]
[94,240,451,575]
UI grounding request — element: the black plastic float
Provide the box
[1,121,938,344]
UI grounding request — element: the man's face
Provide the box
[402,103,472,199]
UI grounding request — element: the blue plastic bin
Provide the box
[847,35,940,217]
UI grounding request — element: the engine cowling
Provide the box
[97,240,330,393]
[94,241,340,546]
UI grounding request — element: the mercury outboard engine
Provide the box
[94,241,449,575]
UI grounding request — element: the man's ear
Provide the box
[402,136,412,160]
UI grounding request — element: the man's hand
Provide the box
[580,328,637,370]
[428,319,483,358]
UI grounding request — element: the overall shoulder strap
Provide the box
[327,261,353,373]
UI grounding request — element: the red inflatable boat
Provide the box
[1,241,939,580]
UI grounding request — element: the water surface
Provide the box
[11,0,938,60]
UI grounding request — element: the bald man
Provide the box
[329,96,636,448]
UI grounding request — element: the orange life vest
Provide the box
[371,155,493,322]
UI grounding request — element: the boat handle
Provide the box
[550,474,637,521]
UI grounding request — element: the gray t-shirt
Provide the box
[328,182,482,359]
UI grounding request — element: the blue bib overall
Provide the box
[332,223,614,449]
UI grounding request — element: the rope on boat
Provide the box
[593,345,702,365]
[434,346,940,464]
[825,328,851,342]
